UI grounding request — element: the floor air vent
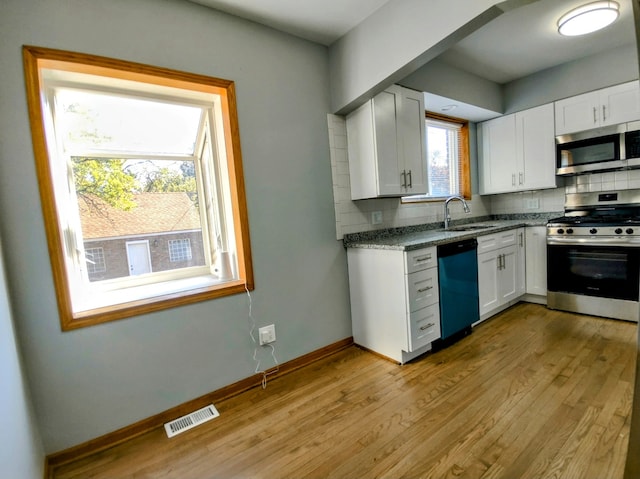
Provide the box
[164,404,220,438]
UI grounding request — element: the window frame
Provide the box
[402,111,471,203]
[23,45,254,331]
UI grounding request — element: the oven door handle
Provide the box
[547,236,640,247]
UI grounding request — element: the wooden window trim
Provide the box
[22,45,254,331]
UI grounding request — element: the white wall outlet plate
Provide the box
[371,211,383,225]
[259,324,276,345]
[525,198,540,209]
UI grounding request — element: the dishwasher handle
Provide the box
[437,238,478,257]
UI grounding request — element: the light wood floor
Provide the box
[53,303,637,479]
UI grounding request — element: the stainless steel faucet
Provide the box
[444,195,471,229]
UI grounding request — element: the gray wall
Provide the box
[400,58,504,113]
[503,43,640,113]
[0,237,45,478]
[0,0,351,453]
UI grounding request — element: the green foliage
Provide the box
[72,158,138,210]
[143,166,197,194]
[72,159,199,212]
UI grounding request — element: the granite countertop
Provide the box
[343,214,558,251]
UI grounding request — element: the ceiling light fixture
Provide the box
[441,104,458,112]
[558,1,620,36]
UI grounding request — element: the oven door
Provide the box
[547,242,640,301]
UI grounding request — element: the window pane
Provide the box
[56,89,202,156]
[75,158,207,282]
[427,125,459,197]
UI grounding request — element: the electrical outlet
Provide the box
[371,211,383,225]
[525,198,540,210]
[258,324,276,345]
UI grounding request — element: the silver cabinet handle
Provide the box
[594,106,598,123]
[512,173,516,186]
[401,170,407,188]
[519,172,523,185]
[602,105,607,122]
[417,286,433,293]
[407,169,412,188]
[519,232,524,247]
[420,322,435,331]
[415,254,432,262]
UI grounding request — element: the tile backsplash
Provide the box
[564,170,640,193]
[327,114,640,240]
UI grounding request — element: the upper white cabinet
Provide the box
[554,80,640,135]
[479,103,556,195]
[346,85,427,200]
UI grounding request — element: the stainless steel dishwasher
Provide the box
[437,239,480,340]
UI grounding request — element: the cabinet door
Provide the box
[517,104,556,190]
[515,229,526,297]
[407,267,439,312]
[525,226,547,296]
[407,303,440,352]
[397,87,427,195]
[373,89,403,196]
[499,245,518,304]
[478,249,500,316]
[554,90,600,135]
[600,80,640,127]
[479,114,517,194]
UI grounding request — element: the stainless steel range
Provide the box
[547,190,640,322]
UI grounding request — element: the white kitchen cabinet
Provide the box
[346,85,427,200]
[554,80,640,135]
[477,228,525,320]
[479,104,556,195]
[525,226,547,297]
[347,246,440,364]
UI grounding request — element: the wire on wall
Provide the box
[246,285,279,389]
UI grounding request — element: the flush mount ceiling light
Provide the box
[558,1,620,36]
[441,104,458,112]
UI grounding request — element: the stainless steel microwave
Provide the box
[556,121,640,176]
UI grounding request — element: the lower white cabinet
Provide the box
[477,228,525,320]
[347,246,440,364]
[525,226,547,297]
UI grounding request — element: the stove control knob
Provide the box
[590,228,598,235]
[557,228,564,234]
[566,228,573,234]
[615,228,623,235]
[627,228,634,235]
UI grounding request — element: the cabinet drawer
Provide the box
[408,303,441,352]
[477,229,517,253]
[407,267,439,312]
[406,247,436,273]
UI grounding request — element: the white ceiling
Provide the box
[186,0,637,122]
[185,0,391,46]
[439,0,637,84]
[186,0,636,85]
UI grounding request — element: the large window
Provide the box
[23,46,253,330]
[404,112,471,202]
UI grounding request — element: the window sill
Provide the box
[65,275,249,330]
[401,195,471,204]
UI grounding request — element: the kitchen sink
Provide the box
[446,224,495,232]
